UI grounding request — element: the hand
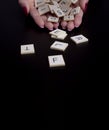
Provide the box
[18,0,59,30]
[61,0,89,31]
[18,0,89,31]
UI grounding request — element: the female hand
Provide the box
[18,0,89,31]
[18,0,59,30]
[61,0,89,31]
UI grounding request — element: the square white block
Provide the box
[70,34,88,44]
[50,41,68,51]
[49,29,66,36]
[20,44,35,55]
[51,33,68,40]
[48,55,65,67]
[71,0,78,4]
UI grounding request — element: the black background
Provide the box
[0,0,109,128]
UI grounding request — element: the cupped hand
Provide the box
[61,0,89,31]
[18,0,89,31]
[18,0,59,30]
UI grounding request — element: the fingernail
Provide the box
[84,3,88,13]
[22,7,28,16]
[75,25,79,28]
[68,29,72,31]
[62,27,66,30]
[49,28,53,31]
[55,27,58,29]
[40,26,44,28]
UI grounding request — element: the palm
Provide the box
[19,0,89,31]
[60,0,89,31]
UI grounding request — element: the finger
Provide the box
[47,13,59,29]
[41,15,54,30]
[61,21,68,30]
[30,7,44,28]
[18,0,30,15]
[79,0,89,12]
[74,7,83,28]
[45,22,54,30]
[53,22,59,29]
[67,21,75,31]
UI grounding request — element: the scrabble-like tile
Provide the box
[35,0,45,8]
[63,14,74,21]
[70,34,88,44]
[70,6,80,15]
[53,6,65,17]
[59,0,71,8]
[49,28,67,37]
[38,4,50,15]
[51,33,67,40]
[47,16,59,22]
[48,55,65,67]
[20,44,35,55]
[51,0,60,8]
[71,0,78,4]
[49,29,68,40]
[50,41,68,51]
[48,4,55,13]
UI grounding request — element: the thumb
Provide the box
[80,0,89,12]
[18,0,30,15]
